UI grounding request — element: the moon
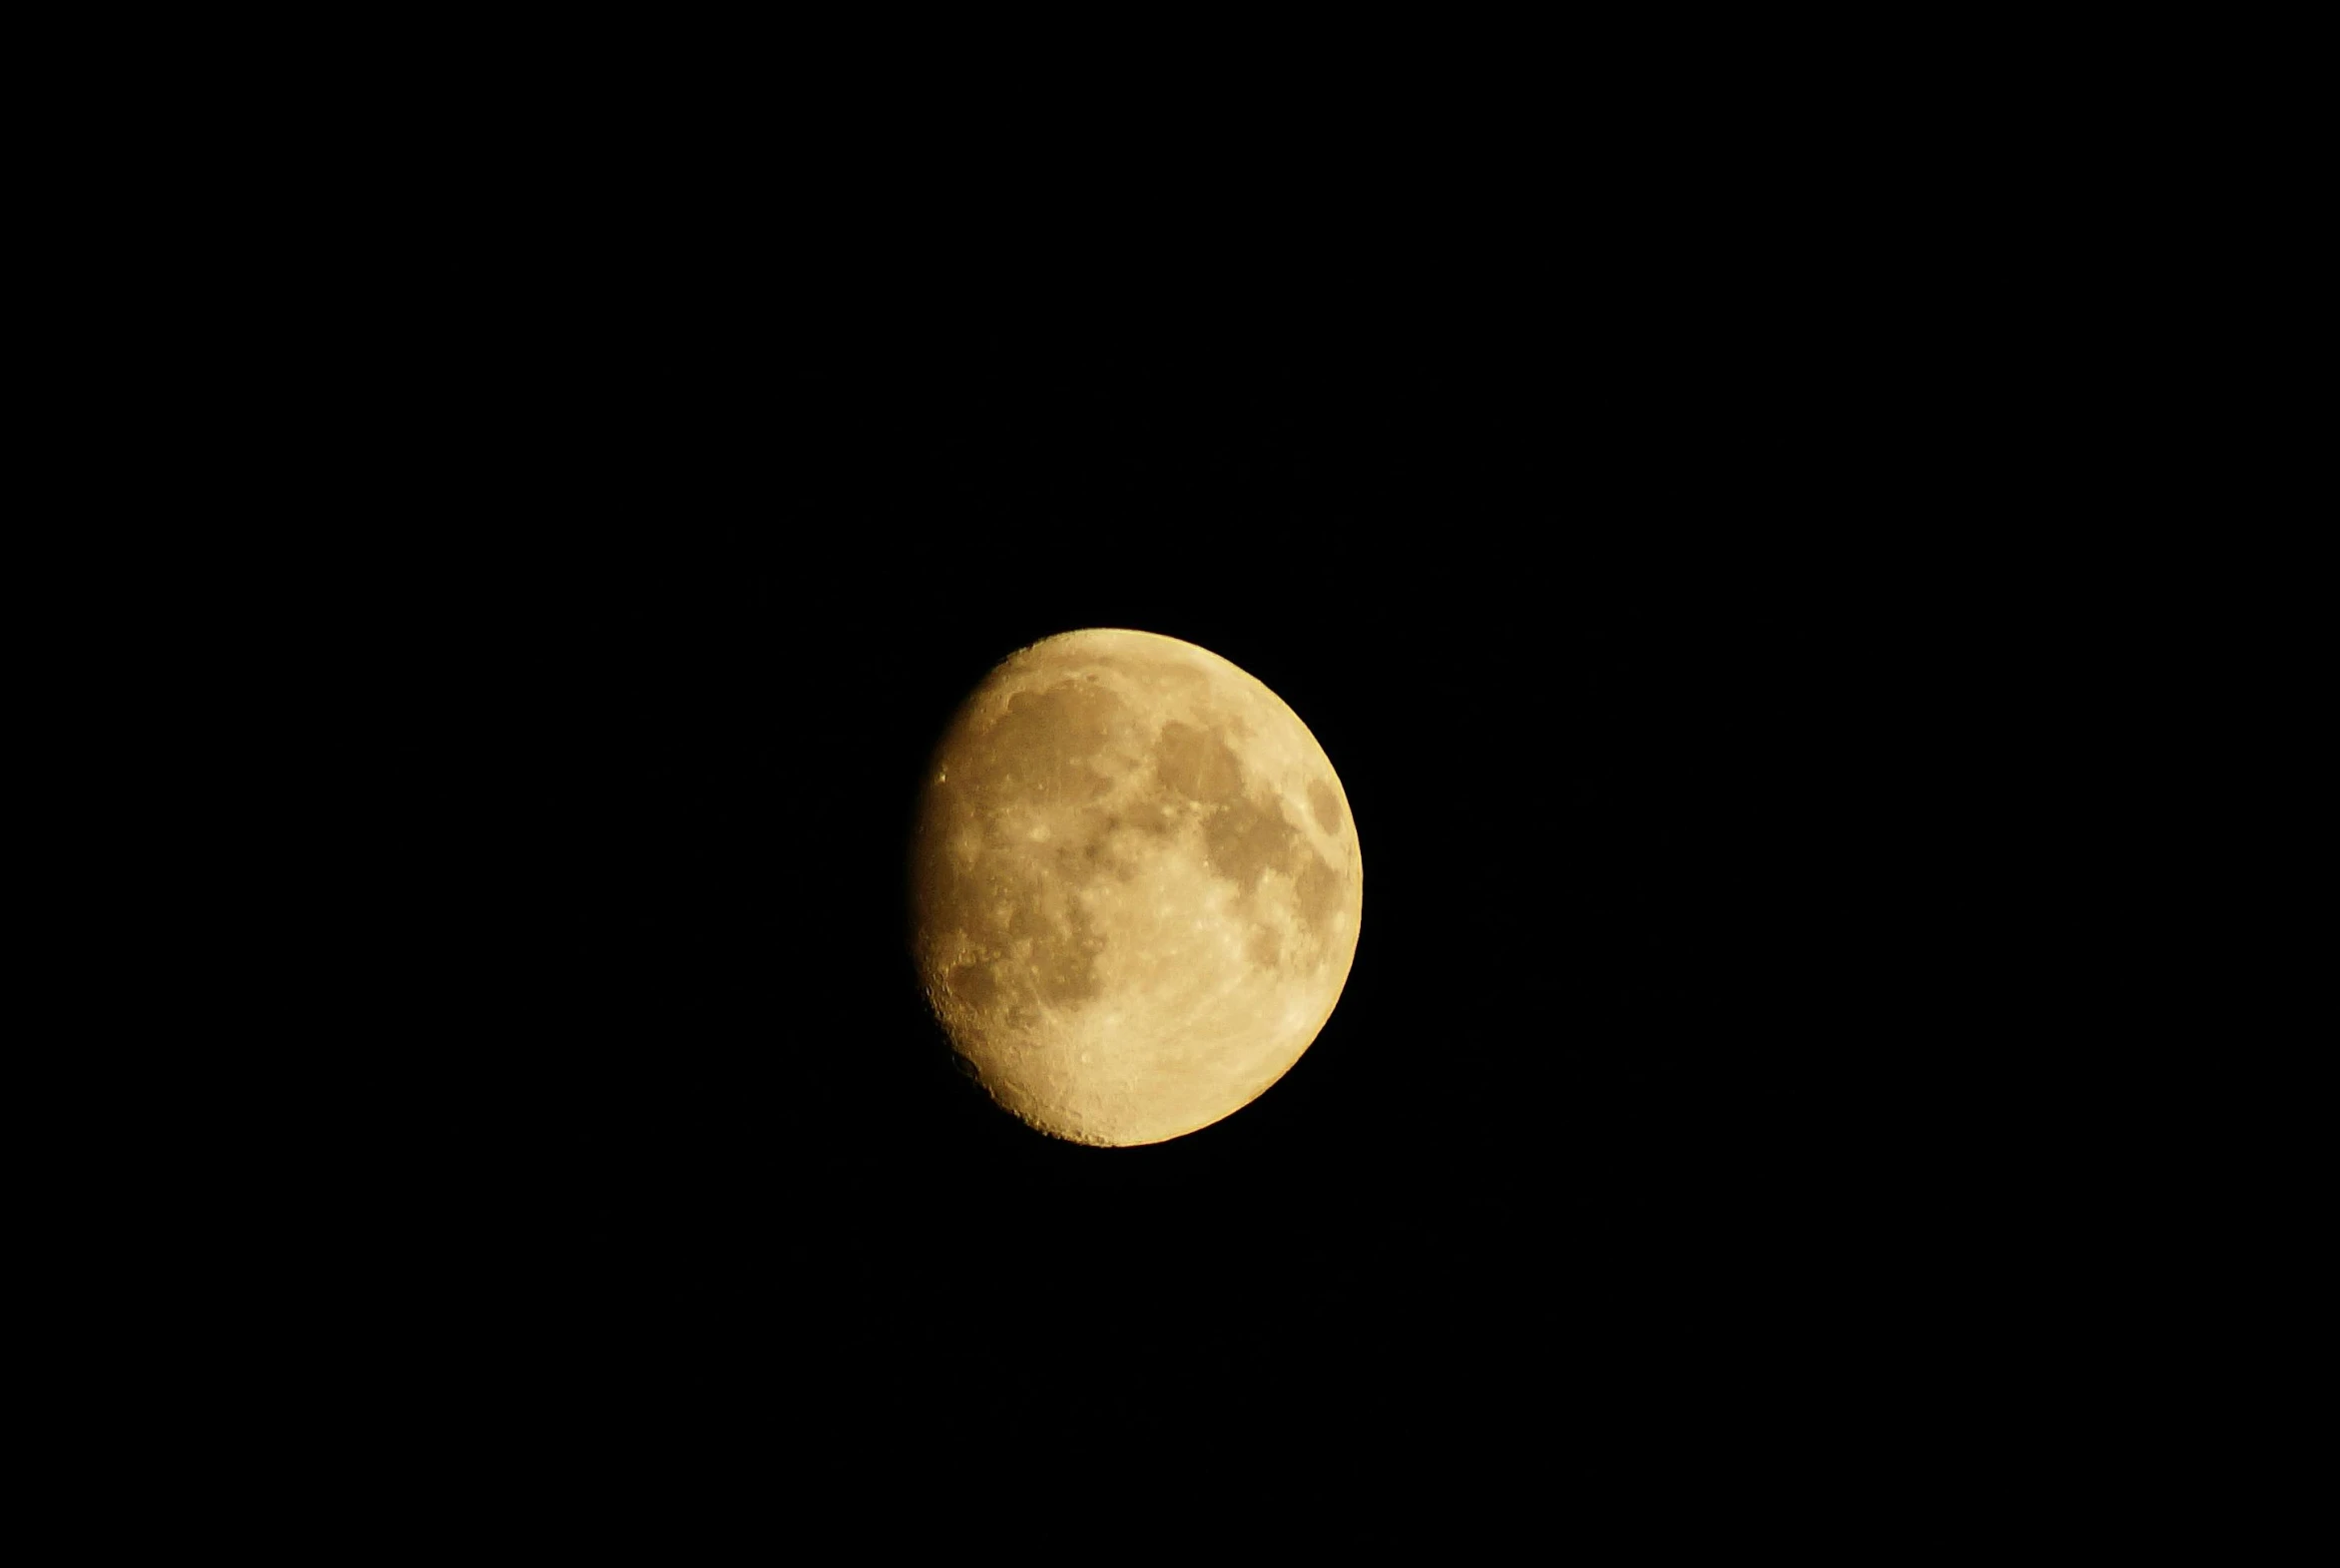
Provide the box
[909,628,1363,1147]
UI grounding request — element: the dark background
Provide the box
[361,150,1997,1475]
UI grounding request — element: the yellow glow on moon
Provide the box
[909,628,1363,1146]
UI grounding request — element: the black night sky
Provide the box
[366,155,1987,1486]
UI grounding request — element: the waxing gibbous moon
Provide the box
[909,628,1363,1147]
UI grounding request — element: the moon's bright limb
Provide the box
[909,628,1363,1146]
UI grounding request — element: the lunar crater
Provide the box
[1308,779,1342,833]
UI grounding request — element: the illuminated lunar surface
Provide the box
[909,628,1363,1146]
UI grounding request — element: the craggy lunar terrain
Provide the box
[909,629,1363,1146]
